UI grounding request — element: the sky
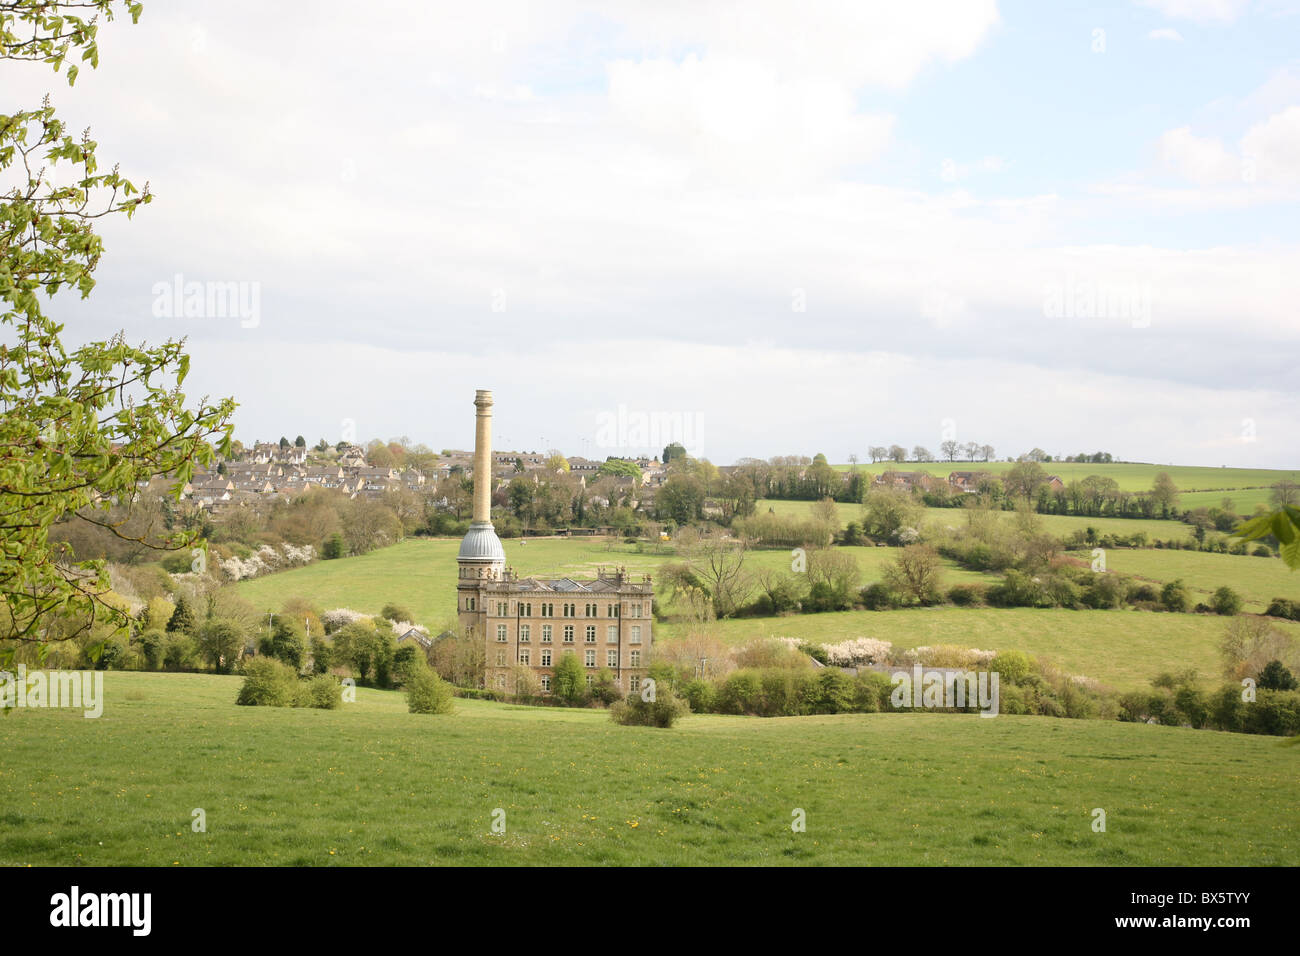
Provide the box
[8,0,1300,468]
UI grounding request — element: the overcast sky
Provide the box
[10,0,1300,467]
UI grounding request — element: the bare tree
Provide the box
[941,440,960,461]
[912,446,933,462]
[682,536,754,618]
[883,544,945,605]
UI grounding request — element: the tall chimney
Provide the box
[473,389,493,524]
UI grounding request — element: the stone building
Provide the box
[456,390,653,696]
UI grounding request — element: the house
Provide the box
[876,470,933,492]
[1045,475,1066,491]
[948,471,984,493]
[397,627,433,650]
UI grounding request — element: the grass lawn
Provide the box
[1,672,1294,866]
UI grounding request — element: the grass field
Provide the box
[831,461,1296,493]
[1,672,1294,866]
[1103,550,1300,614]
[655,607,1300,689]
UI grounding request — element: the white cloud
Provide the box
[1148,27,1186,39]
[1155,106,1300,185]
[1157,126,1240,183]
[1137,0,1252,22]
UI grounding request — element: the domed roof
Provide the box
[458,521,506,563]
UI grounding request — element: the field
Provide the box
[1,672,1295,866]
[233,534,1300,690]
[655,607,1300,689]
[831,461,1295,494]
[1103,550,1300,615]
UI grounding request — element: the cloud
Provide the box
[1157,126,1240,183]
[1148,27,1186,39]
[1137,0,1252,22]
[1156,106,1300,184]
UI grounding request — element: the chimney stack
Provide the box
[472,389,494,524]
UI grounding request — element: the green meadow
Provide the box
[1103,549,1300,614]
[830,461,1295,494]
[1,672,1294,866]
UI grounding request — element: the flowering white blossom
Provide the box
[823,637,893,666]
[322,607,370,632]
[218,542,316,582]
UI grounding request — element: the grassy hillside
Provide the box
[830,461,1295,493]
[1,672,1294,866]
[1103,549,1300,614]
[655,606,1300,689]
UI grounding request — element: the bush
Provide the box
[812,669,856,714]
[590,668,623,706]
[1253,545,1273,558]
[859,582,897,610]
[1264,598,1297,621]
[986,570,1048,608]
[990,650,1031,685]
[1160,580,1190,613]
[294,674,342,709]
[551,652,589,706]
[381,603,413,623]
[1081,574,1125,609]
[1211,586,1243,616]
[236,658,299,707]
[610,688,689,727]
[853,672,891,712]
[1258,659,1298,691]
[405,666,455,714]
[163,633,196,671]
[138,629,167,670]
[946,583,984,606]
[682,678,716,714]
[1127,583,1159,604]
[1239,690,1300,736]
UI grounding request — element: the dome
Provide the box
[458,521,506,564]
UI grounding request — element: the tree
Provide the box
[861,487,923,543]
[805,547,861,611]
[552,652,588,705]
[294,435,306,447]
[544,450,570,473]
[259,616,304,670]
[868,445,887,463]
[1258,660,1298,691]
[680,536,753,618]
[1004,461,1046,500]
[1150,472,1180,517]
[883,544,945,605]
[940,440,959,462]
[1269,481,1299,508]
[279,436,289,449]
[656,473,705,526]
[1210,586,1242,617]
[912,446,933,462]
[406,663,455,714]
[662,442,686,464]
[166,595,198,634]
[0,3,235,655]
[196,618,245,674]
[980,444,995,462]
[888,444,907,463]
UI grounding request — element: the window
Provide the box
[607,650,618,668]
[520,602,531,616]
[562,625,572,643]
[630,625,641,644]
[496,624,507,642]
[631,603,642,618]
[585,674,593,687]
[607,625,617,644]
[496,675,506,689]
[630,650,640,667]
[563,603,575,617]
[495,650,506,666]
[466,597,476,611]
[606,603,619,617]
[496,601,508,616]
[585,625,596,643]
[519,649,530,665]
[541,602,554,617]
[585,650,596,668]
[585,602,597,617]
[541,675,551,692]
[541,649,551,667]
[630,675,641,693]
[520,624,530,642]
[542,624,552,643]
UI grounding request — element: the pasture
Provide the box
[1,672,1294,866]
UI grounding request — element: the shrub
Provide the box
[1264,598,1296,621]
[946,583,984,606]
[163,633,196,671]
[812,669,856,714]
[138,629,166,670]
[610,688,689,727]
[1239,690,1300,736]
[1127,583,1159,604]
[1210,586,1242,616]
[682,678,716,714]
[859,582,897,610]
[986,570,1048,608]
[1253,545,1273,558]
[853,672,891,712]
[990,650,1031,685]
[1080,574,1125,609]
[405,666,455,714]
[294,674,342,709]
[1258,659,1298,691]
[590,668,623,706]
[1174,685,1210,728]
[381,603,413,623]
[551,652,589,706]
[236,658,299,707]
[1160,580,1190,613]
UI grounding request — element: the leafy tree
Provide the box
[662,442,686,463]
[381,603,412,623]
[259,616,304,670]
[552,652,588,705]
[1210,586,1242,617]
[196,618,245,673]
[0,2,235,656]
[322,532,345,559]
[279,436,289,449]
[883,544,945,605]
[406,661,454,714]
[294,435,305,447]
[1150,472,1180,517]
[1160,579,1190,613]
